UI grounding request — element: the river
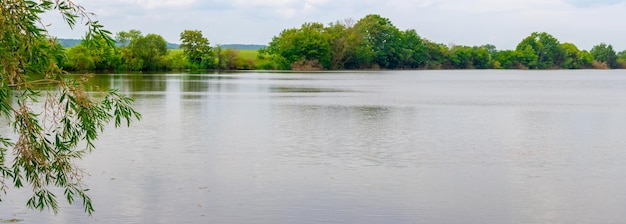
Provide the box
[2,70,626,223]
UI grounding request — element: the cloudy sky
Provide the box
[44,0,626,51]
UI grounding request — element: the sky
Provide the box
[44,0,626,51]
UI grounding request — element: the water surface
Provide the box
[2,70,626,223]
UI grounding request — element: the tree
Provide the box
[493,50,524,69]
[265,22,332,70]
[471,46,492,69]
[65,44,97,71]
[561,43,592,69]
[179,30,213,69]
[516,32,564,69]
[0,0,140,215]
[422,39,448,69]
[590,43,617,69]
[117,30,168,71]
[353,14,403,69]
[65,36,122,71]
[617,50,626,68]
[325,19,360,69]
[448,45,473,69]
[116,29,142,48]
[398,29,427,69]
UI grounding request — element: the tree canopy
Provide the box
[257,14,621,70]
[180,30,213,69]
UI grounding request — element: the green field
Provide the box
[238,49,258,60]
[168,49,258,60]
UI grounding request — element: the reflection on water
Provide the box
[2,70,626,223]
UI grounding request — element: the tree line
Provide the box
[60,29,255,71]
[262,14,626,70]
[59,14,626,72]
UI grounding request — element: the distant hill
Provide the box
[166,43,179,49]
[55,38,265,50]
[57,38,82,48]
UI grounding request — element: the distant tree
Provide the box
[265,22,332,70]
[398,29,427,69]
[65,35,122,71]
[516,32,563,69]
[179,30,213,69]
[590,43,617,69]
[117,30,168,71]
[481,44,498,56]
[561,43,592,69]
[518,45,540,69]
[65,45,95,71]
[422,39,448,69]
[139,34,168,70]
[221,49,243,70]
[448,45,473,69]
[325,19,360,69]
[116,29,142,48]
[215,44,225,70]
[617,50,626,68]
[493,50,524,69]
[470,46,492,69]
[353,14,403,69]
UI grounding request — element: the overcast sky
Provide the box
[44,0,626,51]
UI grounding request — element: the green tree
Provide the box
[0,0,140,215]
[516,32,563,69]
[265,22,332,70]
[617,50,626,68]
[65,36,122,71]
[179,30,213,69]
[518,45,539,69]
[325,19,360,69]
[471,46,492,69]
[561,43,592,69]
[115,29,142,48]
[422,39,448,69]
[117,30,168,71]
[398,29,427,69]
[590,43,617,69]
[353,14,403,69]
[65,44,96,71]
[493,50,524,69]
[448,45,473,69]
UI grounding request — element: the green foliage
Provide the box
[219,49,254,70]
[396,29,428,69]
[116,30,168,71]
[353,14,403,69]
[64,36,122,71]
[65,45,96,70]
[262,16,624,70]
[590,43,617,69]
[325,19,360,69]
[561,43,592,69]
[617,51,626,68]
[179,30,213,69]
[422,40,448,69]
[515,32,564,69]
[265,22,332,70]
[163,49,188,70]
[1,0,140,215]
[493,50,523,69]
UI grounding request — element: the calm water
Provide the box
[2,70,626,223]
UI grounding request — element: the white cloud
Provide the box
[118,0,196,8]
[45,0,626,51]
